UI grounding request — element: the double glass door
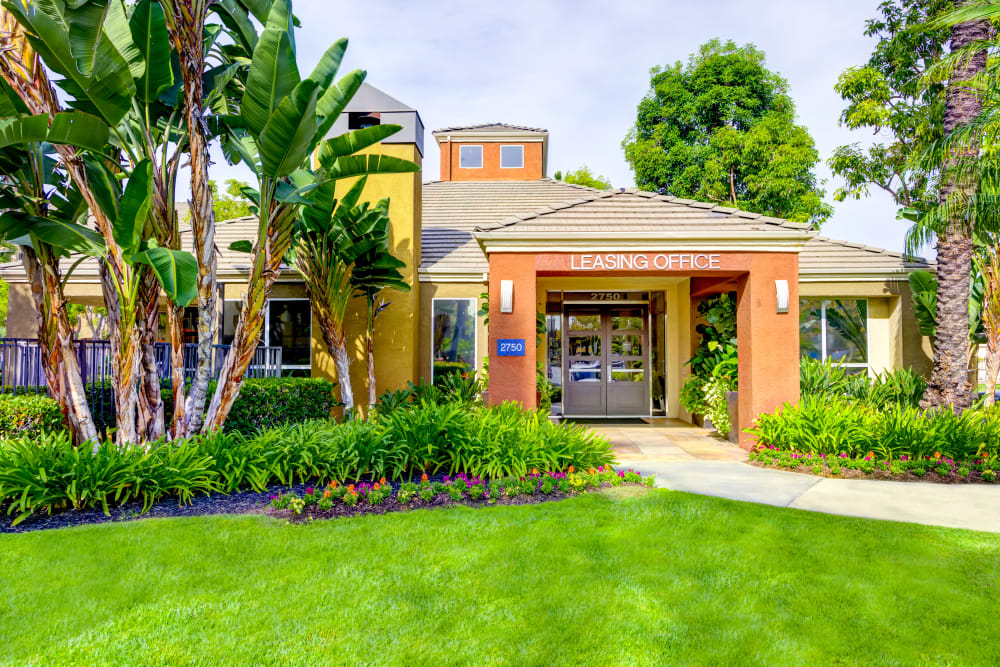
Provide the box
[563,305,649,417]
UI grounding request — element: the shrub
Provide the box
[217,378,337,435]
[799,357,850,397]
[0,432,217,525]
[0,393,65,439]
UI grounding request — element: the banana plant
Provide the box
[2,0,200,445]
[202,0,418,431]
[343,192,409,407]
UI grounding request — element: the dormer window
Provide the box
[500,144,524,169]
[459,145,483,169]
[348,112,380,129]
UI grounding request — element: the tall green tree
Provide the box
[829,0,952,211]
[622,39,832,225]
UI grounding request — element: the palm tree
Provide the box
[345,197,409,407]
[910,0,992,409]
[289,178,374,413]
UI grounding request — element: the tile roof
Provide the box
[473,188,813,235]
[420,180,931,280]
[799,235,933,277]
[432,123,547,135]
[421,179,598,274]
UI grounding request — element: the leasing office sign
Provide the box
[569,253,722,271]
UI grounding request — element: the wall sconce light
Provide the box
[775,279,789,313]
[500,280,514,313]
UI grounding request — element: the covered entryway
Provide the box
[475,188,811,449]
[563,301,650,417]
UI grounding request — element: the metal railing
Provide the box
[0,338,283,394]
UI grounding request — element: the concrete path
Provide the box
[594,419,1000,534]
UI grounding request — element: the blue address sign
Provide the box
[497,339,526,357]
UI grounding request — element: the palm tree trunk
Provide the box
[137,273,164,442]
[202,205,297,432]
[923,5,990,410]
[21,246,99,445]
[167,303,187,439]
[366,296,377,407]
[161,0,218,437]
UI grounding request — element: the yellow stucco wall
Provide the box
[328,143,423,404]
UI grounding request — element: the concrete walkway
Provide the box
[593,419,1000,533]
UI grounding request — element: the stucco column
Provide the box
[487,253,537,408]
[736,253,800,449]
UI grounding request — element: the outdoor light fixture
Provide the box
[775,279,789,313]
[500,280,514,313]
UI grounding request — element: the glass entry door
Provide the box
[563,305,650,417]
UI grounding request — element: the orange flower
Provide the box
[531,468,539,475]
[421,473,429,482]
[347,484,355,492]
[373,483,381,490]
[934,452,941,459]
[323,489,331,498]
[329,480,338,488]
[588,467,597,475]
[379,477,387,485]
[567,466,575,473]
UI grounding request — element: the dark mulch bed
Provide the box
[749,460,997,484]
[0,474,622,534]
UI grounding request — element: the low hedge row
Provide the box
[1,377,337,437]
[0,400,615,525]
[751,446,998,482]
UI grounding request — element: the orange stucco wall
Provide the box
[486,250,801,446]
[487,254,538,409]
[439,141,544,181]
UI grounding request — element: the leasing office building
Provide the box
[0,84,933,447]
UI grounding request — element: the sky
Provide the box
[208,0,915,254]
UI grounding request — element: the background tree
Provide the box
[829,0,952,211]
[554,166,611,189]
[206,179,254,221]
[622,39,832,225]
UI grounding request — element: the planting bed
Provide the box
[751,446,998,484]
[269,467,654,524]
[0,467,653,533]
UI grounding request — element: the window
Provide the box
[459,145,483,169]
[222,298,312,377]
[500,144,524,169]
[432,298,476,381]
[799,299,869,373]
[348,112,380,129]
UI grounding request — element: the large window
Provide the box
[222,298,312,376]
[500,144,524,169]
[459,145,483,169]
[432,298,476,381]
[799,299,869,373]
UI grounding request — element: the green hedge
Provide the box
[0,394,63,439]
[214,378,337,435]
[75,377,336,436]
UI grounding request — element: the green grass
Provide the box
[2,489,998,666]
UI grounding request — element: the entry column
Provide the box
[736,253,800,449]
[487,253,537,408]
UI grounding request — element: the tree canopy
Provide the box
[554,166,611,189]
[622,39,832,225]
[829,0,951,214]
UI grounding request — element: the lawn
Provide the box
[1,489,998,666]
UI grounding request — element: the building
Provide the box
[0,84,933,447]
